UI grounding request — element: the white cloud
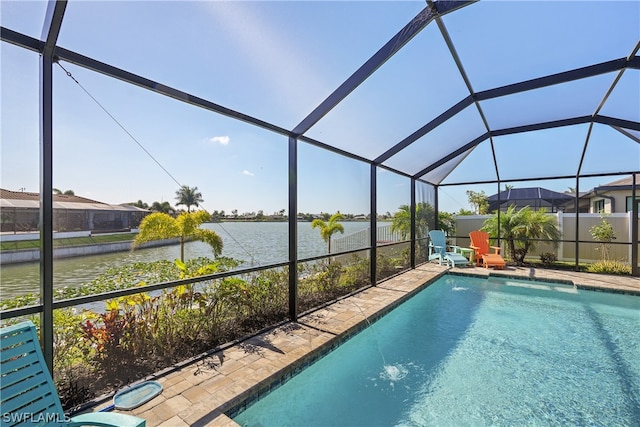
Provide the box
[242,170,255,177]
[209,136,230,145]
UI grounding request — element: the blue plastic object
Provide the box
[113,381,163,410]
[1,321,146,426]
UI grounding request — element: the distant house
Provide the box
[0,189,150,233]
[487,175,640,214]
[581,173,640,214]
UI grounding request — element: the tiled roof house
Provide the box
[0,189,149,233]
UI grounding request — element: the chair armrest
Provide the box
[448,245,461,252]
[490,246,501,254]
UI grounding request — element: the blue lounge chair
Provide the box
[1,321,146,427]
[428,230,469,268]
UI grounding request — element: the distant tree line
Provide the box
[128,185,203,216]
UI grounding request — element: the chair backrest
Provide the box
[469,230,490,254]
[428,230,447,255]
[1,321,67,426]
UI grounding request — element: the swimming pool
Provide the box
[232,274,640,426]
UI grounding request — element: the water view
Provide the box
[0,222,390,301]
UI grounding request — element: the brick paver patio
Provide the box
[93,264,640,426]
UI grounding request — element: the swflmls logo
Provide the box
[2,412,71,423]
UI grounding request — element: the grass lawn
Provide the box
[0,233,137,251]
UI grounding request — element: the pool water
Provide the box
[232,275,640,426]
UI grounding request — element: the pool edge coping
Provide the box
[223,268,640,423]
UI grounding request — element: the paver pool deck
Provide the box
[94,264,640,426]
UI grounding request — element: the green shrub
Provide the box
[589,216,616,261]
[587,260,632,275]
[339,255,370,288]
[539,252,557,265]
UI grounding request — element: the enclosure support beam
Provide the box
[632,175,639,276]
[288,137,298,320]
[574,178,580,271]
[496,180,501,248]
[292,1,472,136]
[434,186,439,230]
[411,178,416,269]
[39,0,67,375]
[370,165,377,285]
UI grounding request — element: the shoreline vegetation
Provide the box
[1,233,409,410]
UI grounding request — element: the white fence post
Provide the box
[557,211,563,261]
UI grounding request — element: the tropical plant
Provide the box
[133,211,222,262]
[151,201,175,215]
[481,205,560,265]
[437,211,456,237]
[589,216,616,261]
[175,185,204,212]
[311,212,345,253]
[390,202,434,240]
[466,190,489,214]
[587,260,631,275]
[390,203,434,261]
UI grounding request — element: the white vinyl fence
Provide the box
[455,212,637,264]
[331,224,404,253]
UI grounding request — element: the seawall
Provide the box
[0,238,180,265]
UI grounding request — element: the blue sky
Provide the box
[1,1,638,216]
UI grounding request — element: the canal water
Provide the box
[1,222,386,301]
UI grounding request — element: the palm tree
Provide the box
[175,185,203,212]
[133,210,222,262]
[151,201,175,215]
[481,205,560,265]
[390,202,435,261]
[311,212,345,253]
[466,190,489,214]
[390,202,434,240]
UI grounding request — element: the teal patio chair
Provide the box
[1,321,146,427]
[428,230,469,268]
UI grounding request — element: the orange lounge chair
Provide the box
[482,254,505,269]
[469,230,505,268]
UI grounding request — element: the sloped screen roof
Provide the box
[487,187,574,212]
[300,1,639,186]
[1,0,639,190]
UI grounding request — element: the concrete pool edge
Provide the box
[467,267,640,296]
